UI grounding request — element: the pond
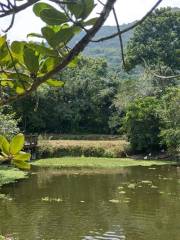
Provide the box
[0,165,180,240]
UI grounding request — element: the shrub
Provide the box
[37,140,129,158]
[0,108,19,140]
[159,87,180,156]
[160,128,180,157]
[122,97,161,152]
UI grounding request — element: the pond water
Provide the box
[0,165,180,240]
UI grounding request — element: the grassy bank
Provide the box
[0,166,27,188]
[33,157,172,169]
[37,139,129,159]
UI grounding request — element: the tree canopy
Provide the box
[126,8,180,71]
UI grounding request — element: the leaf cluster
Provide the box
[0,0,96,103]
[0,134,31,170]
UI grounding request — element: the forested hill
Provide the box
[71,23,134,67]
[71,7,180,67]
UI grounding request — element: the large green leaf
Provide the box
[33,2,53,17]
[23,47,39,74]
[40,57,61,73]
[11,41,25,65]
[41,27,56,48]
[40,8,68,25]
[46,79,64,87]
[67,0,94,19]
[81,0,94,19]
[0,135,10,155]
[28,43,58,57]
[10,133,25,155]
[67,0,83,19]
[13,160,30,170]
[42,25,79,48]
[53,27,75,45]
[0,35,6,48]
[14,152,31,161]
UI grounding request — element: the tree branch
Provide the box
[112,7,126,69]
[0,0,74,18]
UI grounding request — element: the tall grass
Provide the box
[37,139,130,159]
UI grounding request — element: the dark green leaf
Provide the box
[33,2,53,17]
[46,79,64,87]
[40,8,68,25]
[23,47,39,74]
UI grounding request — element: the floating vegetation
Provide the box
[119,191,126,194]
[41,197,63,202]
[117,186,124,190]
[141,180,153,184]
[127,183,136,189]
[0,194,13,201]
[109,199,120,203]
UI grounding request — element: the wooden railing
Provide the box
[24,135,38,160]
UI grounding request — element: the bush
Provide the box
[159,87,180,156]
[0,108,19,140]
[122,97,161,152]
[160,128,180,157]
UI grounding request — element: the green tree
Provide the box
[126,8,180,71]
[13,57,119,134]
[122,97,162,152]
[159,87,180,155]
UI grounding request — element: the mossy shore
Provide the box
[0,166,27,188]
[33,157,173,169]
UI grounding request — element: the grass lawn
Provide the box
[0,166,27,188]
[33,157,173,169]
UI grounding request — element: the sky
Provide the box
[0,0,180,40]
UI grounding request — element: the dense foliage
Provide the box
[0,108,19,140]
[160,88,180,155]
[13,57,120,134]
[122,97,162,152]
[126,8,180,71]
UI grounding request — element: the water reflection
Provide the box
[0,165,180,240]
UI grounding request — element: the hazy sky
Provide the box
[0,0,179,40]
